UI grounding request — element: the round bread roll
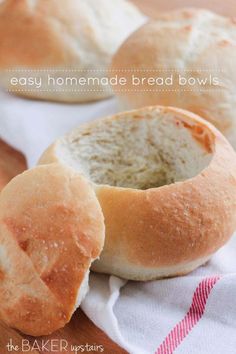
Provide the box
[39,106,236,281]
[110,8,236,148]
[0,163,105,336]
[0,0,145,102]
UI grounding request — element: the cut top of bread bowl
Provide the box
[39,107,236,280]
[0,163,105,335]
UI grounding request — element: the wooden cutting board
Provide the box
[0,1,235,353]
[0,139,27,191]
[0,311,126,354]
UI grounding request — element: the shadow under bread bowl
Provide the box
[38,106,236,281]
[0,163,105,336]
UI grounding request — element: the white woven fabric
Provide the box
[1,89,236,354]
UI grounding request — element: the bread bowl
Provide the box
[0,0,145,102]
[39,106,236,281]
[110,8,236,148]
[0,163,105,336]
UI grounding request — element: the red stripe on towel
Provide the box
[155,276,220,354]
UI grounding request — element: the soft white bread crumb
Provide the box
[56,110,212,189]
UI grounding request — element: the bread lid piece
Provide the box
[0,163,105,336]
[39,106,236,280]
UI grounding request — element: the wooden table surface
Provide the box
[1,1,236,353]
[133,0,236,18]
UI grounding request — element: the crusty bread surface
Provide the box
[0,0,145,102]
[110,8,236,148]
[0,163,105,335]
[39,106,236,280]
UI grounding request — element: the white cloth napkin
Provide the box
[1,89,236,354]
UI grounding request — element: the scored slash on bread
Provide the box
[110,8,236,148]
[0,0,146,103]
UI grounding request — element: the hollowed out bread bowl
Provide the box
[0,163,104,335]
[39,106,236,281]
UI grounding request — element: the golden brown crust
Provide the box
[0,0,145,102]
[110,8,236,146]
[92,108,236,279]
[0,0,79,68]
[39,106,236,280]
[0,163,105,335]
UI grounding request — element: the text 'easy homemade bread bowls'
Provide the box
[0,163,105,336]
[39,106,236,281]
[0,0,146,102]
[110,8,236,148]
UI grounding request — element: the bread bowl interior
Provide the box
[58,109,214,190]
